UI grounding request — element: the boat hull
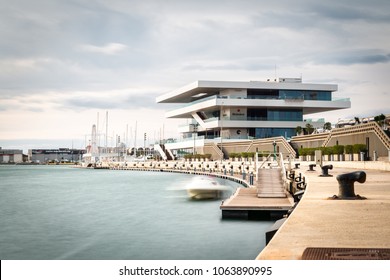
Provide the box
[187,189,224,200]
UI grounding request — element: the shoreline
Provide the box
[77,160,256,189]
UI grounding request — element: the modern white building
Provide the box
[156,78,351,158]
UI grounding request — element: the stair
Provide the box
[257,168,287,198]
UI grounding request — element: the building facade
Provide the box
[0,147,24,163]
[156,79,350,158]
[29,148,85,163]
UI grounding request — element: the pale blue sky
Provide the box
[1,0,389,151]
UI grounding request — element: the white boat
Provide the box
[183,176,231,200]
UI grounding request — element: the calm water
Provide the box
[0,165,272,260]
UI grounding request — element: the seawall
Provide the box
[257,161,390,260]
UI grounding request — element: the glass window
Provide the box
[280,90,331,101]
[247,109,267,120]
[255,128,296,139]
[267,109,302,121]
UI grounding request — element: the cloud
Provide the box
[307,1,390,23]
[80,43,127,55]
[181,58,278,72]
[314,50,390,65]
[0,87,161,114]
[1,0,390,147]
[60,89,161,111]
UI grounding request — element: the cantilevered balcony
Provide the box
[165,95,351,119]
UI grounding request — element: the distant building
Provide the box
[29,148,85,163]
[83,145,127,163]
[336,114,390,130]
[0,147,24,163]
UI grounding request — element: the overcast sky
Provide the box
[1,0,389,151]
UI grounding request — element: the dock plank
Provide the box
[220,167,293,212]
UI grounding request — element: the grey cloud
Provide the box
[250,0,390,38]
[314,50,390,65]
[1,0,390,100]
[307,1,390,23]
[0,1,151,59]
[62,92,159,111]
[0,0,158,94]
[181,60,277,72]
[181,63,242,71]
[22,106,45,113]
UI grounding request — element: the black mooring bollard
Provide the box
[296,181,306,190]
[288,170,295,180]
[331,171,367,200]
[295,163,300,169]
[307,164,316,171]
[319,164,333,177]
[293,189,305,202]
[294,173,302,182]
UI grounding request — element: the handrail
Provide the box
[322,122,390,150]
[244,136,296,158]
[278,152,287,182]
[154,144,167,160]
[210,142,223,157]
[278,137,297,157]
[372,123,390,150]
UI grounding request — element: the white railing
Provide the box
[278,152,287,182]
[154,144,167,160]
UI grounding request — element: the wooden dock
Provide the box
[220,167,294,219]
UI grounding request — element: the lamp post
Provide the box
[191,123,199,155]
[273,140,276,160]
[144,133,146,162]
[117,135,120,162]
[220,101,224,163]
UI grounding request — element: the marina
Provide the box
[77,155,390,260]
[2,78,390,261]
[2,2,390,279]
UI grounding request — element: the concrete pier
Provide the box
[257,163,390,260]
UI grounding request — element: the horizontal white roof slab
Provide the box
[156,80,338,103]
